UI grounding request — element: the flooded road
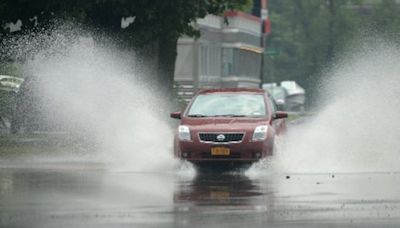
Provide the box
[1,162,400,228]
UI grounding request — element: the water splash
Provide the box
[270,41,400,174]
[5,24,182,172]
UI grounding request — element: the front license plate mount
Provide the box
[211,147,230,156]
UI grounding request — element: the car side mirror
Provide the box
[170,111,182,119]
[273,111,288,119]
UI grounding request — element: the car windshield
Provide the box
[187,93,266,117]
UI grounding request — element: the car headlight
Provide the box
[178,125,191,141]
[252,125,268,141]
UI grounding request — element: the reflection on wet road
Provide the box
[1,163,400,228]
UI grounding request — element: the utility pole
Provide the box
[260,0,271,85]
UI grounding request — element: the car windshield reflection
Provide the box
[187,94,267,118]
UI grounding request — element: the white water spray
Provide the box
[267,41,400,174]
[9,26,182,172]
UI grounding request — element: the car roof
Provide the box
[197,87,266,95]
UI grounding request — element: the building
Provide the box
[174,1,269,103]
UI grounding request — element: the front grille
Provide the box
[199,133,244,143]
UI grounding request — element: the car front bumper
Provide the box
[176,137,274,164]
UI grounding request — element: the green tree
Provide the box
[368,0,400,41]
[264,0,360,103]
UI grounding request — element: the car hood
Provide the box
[181,117,269,131]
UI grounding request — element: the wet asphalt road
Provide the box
[1,162,400,228]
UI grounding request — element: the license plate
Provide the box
[211,191,230,199]
[211,147,230,156]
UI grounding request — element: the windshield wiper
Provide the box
[188,114,209,117]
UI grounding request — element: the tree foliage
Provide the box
[264,0,360,99]
[369,0,400,39]
[0,0,249,45]
[264,0,400,103]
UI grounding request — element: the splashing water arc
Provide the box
[13,27,178,172]
[270,42,400,174]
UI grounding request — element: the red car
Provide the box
[170,88,288,170]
